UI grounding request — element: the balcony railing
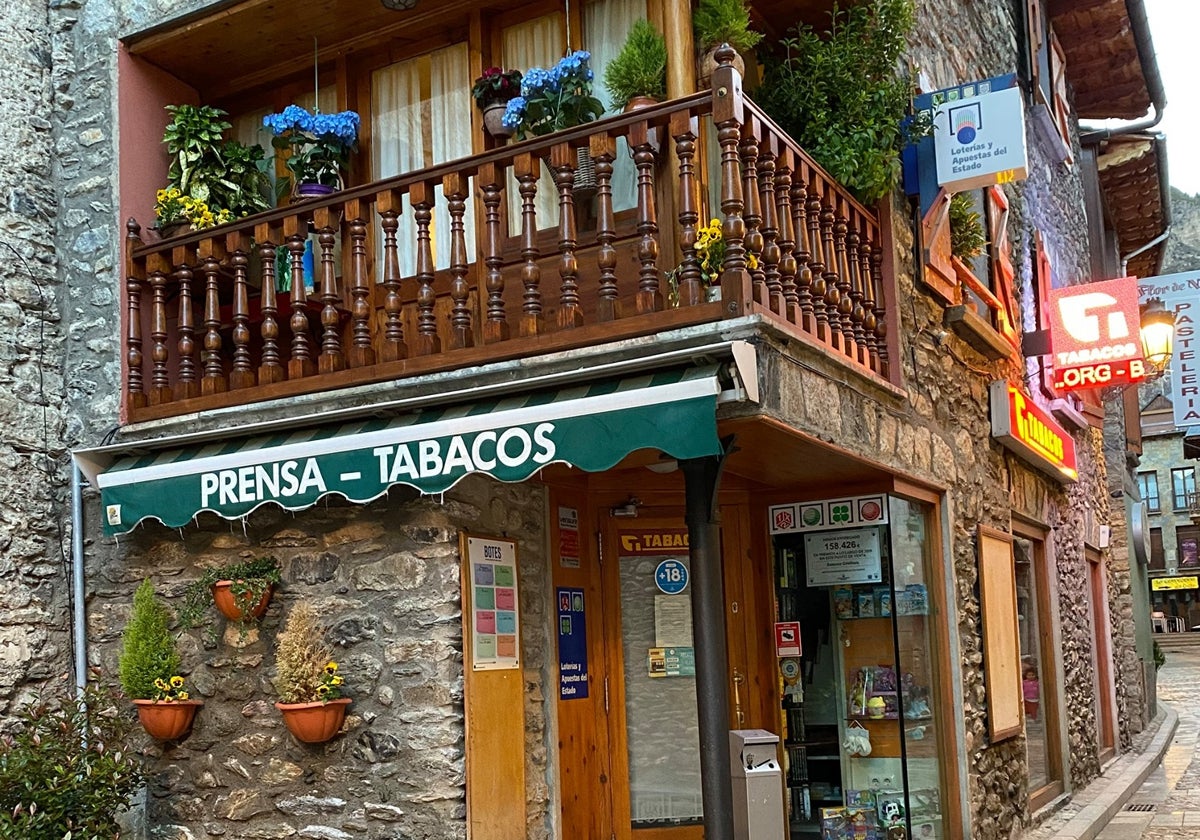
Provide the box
[123,58,895,423]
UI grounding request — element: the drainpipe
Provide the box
[681,450,733,840]
[72,463,87,697]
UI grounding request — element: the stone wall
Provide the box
[88,476,553,840]
[0,0,72,720]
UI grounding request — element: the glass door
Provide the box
[604,516,705,838]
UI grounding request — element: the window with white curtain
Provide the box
[584,0,646,212]
[503,14,564,233]
[372,43,473,276]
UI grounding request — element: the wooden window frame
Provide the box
[1012,517,1064,812]
[1172,467,1196,511]
[1138,471,1161,514]
[1086,548,1117,766]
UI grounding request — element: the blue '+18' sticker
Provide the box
[654,559,689,595]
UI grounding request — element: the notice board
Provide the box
[978,525,1022,742]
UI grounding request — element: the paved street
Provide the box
[1097,646,1200,839]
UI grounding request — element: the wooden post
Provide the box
[254,222,284,385]
[345,199,376,368]
[479,164,510,344]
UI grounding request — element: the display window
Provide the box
[771,495,950,840]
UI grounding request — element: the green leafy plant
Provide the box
[157,104,271,231]
[693,0,763,53]
[178,555,282,636]
[755,0,919,204]
[0,686,144,839]
[1154,639,1166,670]
[948,192,987,262]
[119,578,181,700]
[264,106,360,191]
[274,602,346,703]
[472,67,523,109]
[603,19,668,108]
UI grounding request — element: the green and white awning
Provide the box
[75,367,727,536]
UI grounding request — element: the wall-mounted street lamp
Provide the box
[1140,297,1176,380]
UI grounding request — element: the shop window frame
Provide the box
[1011,517,1064,811]
[1171,467,1196,512]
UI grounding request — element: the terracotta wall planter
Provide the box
[211,580,275,621]
[133,699,203,740]
[276,697,352,743]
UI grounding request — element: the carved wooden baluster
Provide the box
[173,251,199,400]
[285,222,315,379]
[376,193,407,361]
[411,181,440,356]
[515,153,544,337]
[253,224,284,385]
[200,246,227,395]
[441,173,474,349]
[225,234,254,390]
[775,150,798,325]
[845,217,867,366]
[632,122,663,313]
[125,220,147,409]
[758,137,782,314]
[858,219,880,371]
[478,165,509,343]
[833,202,855,358]
[805,177,828,341]
[671,112,704,308]
[550,144,583,328]
[790,172,813,330]
[147,256,171,406]
[345,202,375,368]
[740,118,765,306]
[819,185,842,350]
[592,135,620,320]
[872,244,889,377]
[313,206,344,374]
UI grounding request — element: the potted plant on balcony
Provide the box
[273,602,351,743]
[178,555,282,643]
[755,0,921,205]
[154,104,272,238]
[504,50,606,191]
[472,67,524,139]
[692,0,763,87]
[603,19,668,111]
[119,579,202,740]
[263,105,361,200]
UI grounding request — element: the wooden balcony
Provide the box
[123,63,896,424]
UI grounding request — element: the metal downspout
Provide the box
[1119,135,1173,277]
[72,463,87,697]
[681,450,733,840]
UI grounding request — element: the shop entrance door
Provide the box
[595,505,761,840]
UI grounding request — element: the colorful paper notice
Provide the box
[467,536,520,670]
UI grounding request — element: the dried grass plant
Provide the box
[273,602,341,704]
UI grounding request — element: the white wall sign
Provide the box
[1139,272,1200,428]
[934,85,1028,191]
[804,528,883,587]
[467,535,520,671]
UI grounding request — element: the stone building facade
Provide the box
[0,0,1169,839]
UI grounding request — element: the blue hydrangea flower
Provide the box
[503,97,527,129]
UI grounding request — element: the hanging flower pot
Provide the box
[133,699,203,741]
[211,579,275,621]
[482,103,514,138]
[276,698,351,743]
[292,181,339,202]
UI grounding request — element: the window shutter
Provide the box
[987,186,1018,343]
[1149,527,1164,570]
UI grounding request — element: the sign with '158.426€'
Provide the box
[804,528,883,587]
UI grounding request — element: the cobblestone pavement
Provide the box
[1097,648,1200,840]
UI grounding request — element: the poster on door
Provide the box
[467,535,520,671]
[557,587,589,699]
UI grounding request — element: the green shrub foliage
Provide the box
[0,686,144,839]
[603,19,669,107]
[948,192,987,262]
[756,0,917,204]
[119,578,180,700]
[693,0,763,53]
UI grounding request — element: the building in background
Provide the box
[0,0,1175,838]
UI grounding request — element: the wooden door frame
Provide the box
[1086,546,1118,765]
[1012,516,1065,812]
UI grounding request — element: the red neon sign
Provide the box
[989,382,1078,482]
[1048,276,1146,390]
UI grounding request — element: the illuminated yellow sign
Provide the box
[1152,576,1199,591]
